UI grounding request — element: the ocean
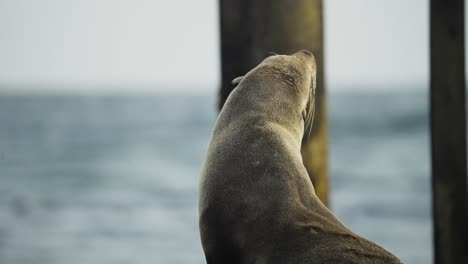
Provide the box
[0,89,431,263]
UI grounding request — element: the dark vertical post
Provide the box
[430,0,468,263]
[219,0,329,206]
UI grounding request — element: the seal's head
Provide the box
[231,50,317,140]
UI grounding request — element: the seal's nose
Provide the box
[297,50,313,57]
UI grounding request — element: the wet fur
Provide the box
[199,51,403,264]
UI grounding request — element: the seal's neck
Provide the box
[218,80,306,149]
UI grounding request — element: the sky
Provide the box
[0,0,442,92]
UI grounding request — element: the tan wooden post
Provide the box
[218,0,329,206]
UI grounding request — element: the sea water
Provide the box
[0,89,431,264]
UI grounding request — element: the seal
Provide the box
[198,50,403,264]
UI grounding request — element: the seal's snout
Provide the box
[294,50,316,68]
[293,50,316,75]
[296,49,314,57]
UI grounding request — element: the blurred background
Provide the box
[0,0,458,263]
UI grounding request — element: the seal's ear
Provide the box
[232,76,243,86]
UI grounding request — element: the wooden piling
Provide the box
[430,0,468,263]
[218,0,329,206]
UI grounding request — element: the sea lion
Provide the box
[198,50,403,264]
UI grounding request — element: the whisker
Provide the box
[268,51,278,56]
[307,98,316,140]
[306,104,312,139]
[304,91,316,142]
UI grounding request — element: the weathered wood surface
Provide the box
[430,0,468,263]
[218,0,329,206]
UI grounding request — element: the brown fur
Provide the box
[199,50,403,264]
